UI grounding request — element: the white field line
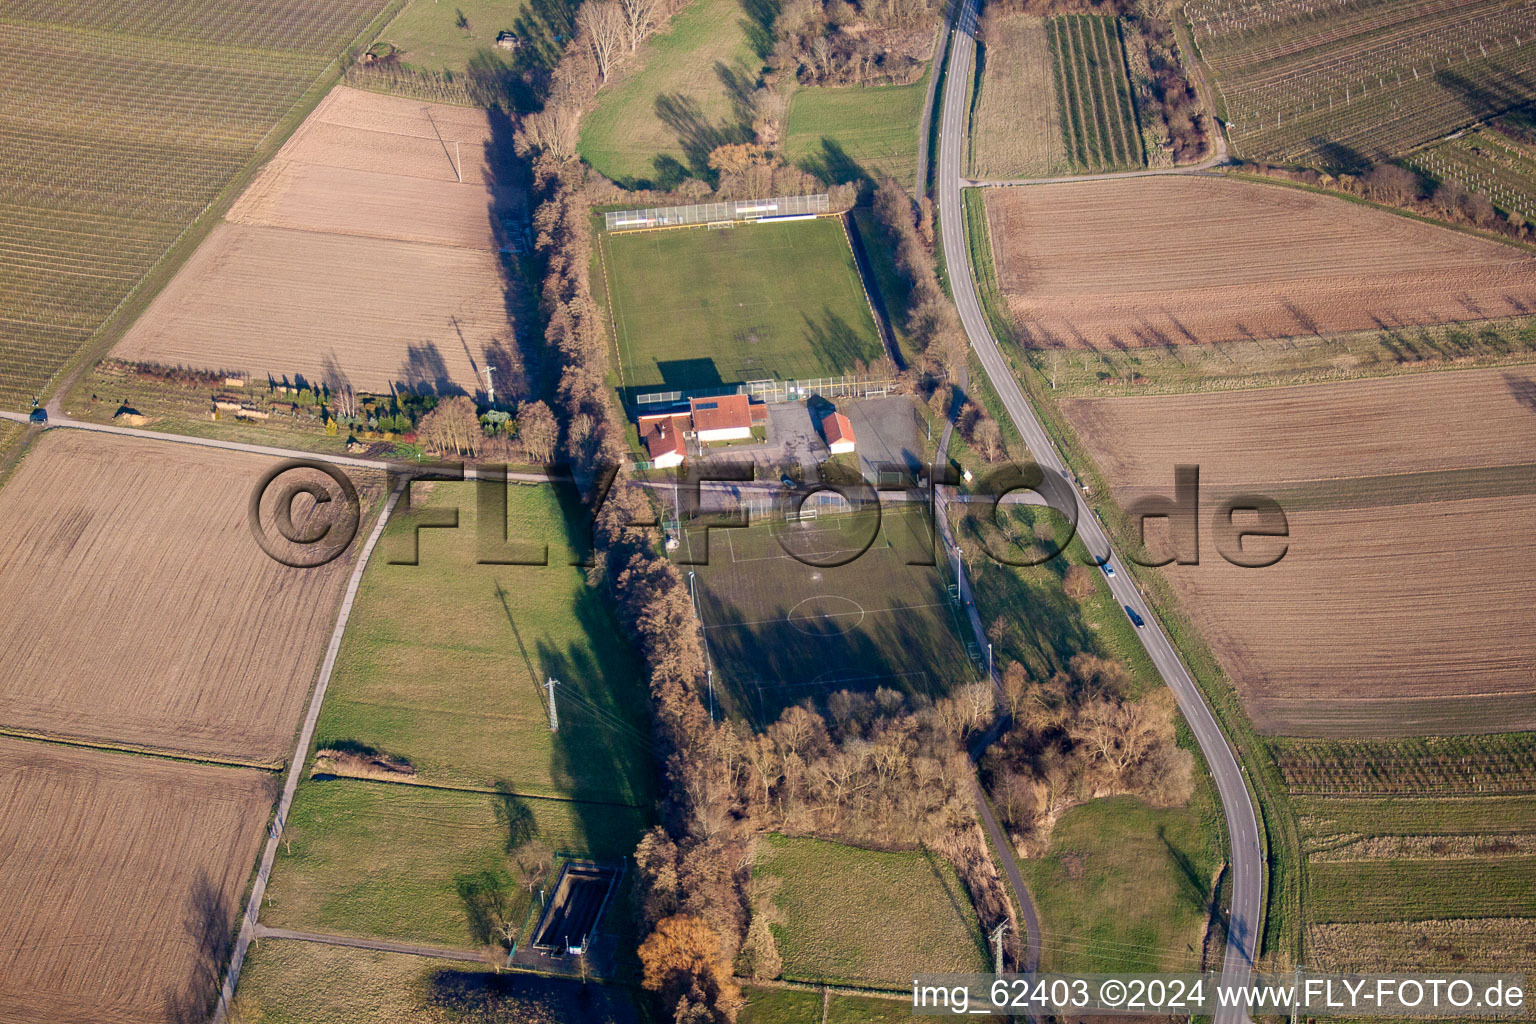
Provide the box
[213,480,406,1022]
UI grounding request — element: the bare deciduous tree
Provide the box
[578,1,627,82]
[619,0,664,52]
[516,399,559,463]
[418,395,481,456]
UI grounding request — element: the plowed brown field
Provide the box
[112,87,525,396]
[1062,368,1536,735]
[0,430,373,763]
[1159,495,1536,735]
[987,177,1536,348]
[0,737,272,1024]
[1062,366,1536,487]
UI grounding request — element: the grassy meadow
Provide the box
[577,0,768,185]
[314,481,654,803]
[263,776,647,948]
[968,15,1069,179]
[785,71,931,190]
[601,218,883,396]
[373,0,532,73]
[1017,794,1221,973]
[952,506,1159,694]
[233,940,642,1023]
[754,833,990,987]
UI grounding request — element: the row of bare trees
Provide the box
[578,0,682,82]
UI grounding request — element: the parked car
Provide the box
[1125,605,1145,628]
[780,474,796,490]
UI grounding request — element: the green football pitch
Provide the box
[680,505,978,725]
[599,218,885,398]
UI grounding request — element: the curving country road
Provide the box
[934,0,1261,1016]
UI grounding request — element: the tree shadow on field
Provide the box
[163,870,233,1024]
[396,342,469,398]
[1305,136,1372,176]
[482,105,543,402]
[655,92,755,180]
[803,309,878,372]
[1435,70,1536,126]
[1504,372,1536,415]
[492,781,540,853]
[1158,825,1213,915]
[799,137,870,190]
[739,0,781,60]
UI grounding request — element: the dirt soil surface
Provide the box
[0,736,273,1024]
[1063,366,1536,735]
[1062,365,1536,487]
[0,430,374,762]
[112,87,526,397]
[988,177,1536,348]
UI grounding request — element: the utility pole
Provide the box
[987,641,993,681]
[1292,965,1303,1024]
[545,677,559,731]
[482,364,496,406]
[990,921,1009,975]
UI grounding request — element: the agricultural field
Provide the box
[0,737,272,1024]
[577,0,765,186]
[1060,365,1536,486]
[314,480,654,802]
[263,776,647,949]
[1277,736,1536,797]
[600,218,884,399]
[1060,368,1536,735]
[1183,0,1536,170]
[0,430,380,764]
[0,0,391,411]
[1045,15,1144,174]
[985,176,1536,350]
[1273,746,1536,973]
[785,71,931,189]
[1409,113,1536,223]
[681,505,976,725]
[968,15,1069,179]
[753,833,990,987]
[232,941,642,1023]
[1017,794,1221,973]
[112,87,526,399]
[1307,919,1536,974]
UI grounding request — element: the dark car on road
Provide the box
[1125,605,1145,628]
[28,407,46,424]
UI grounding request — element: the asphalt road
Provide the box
[934,1,1261,1015]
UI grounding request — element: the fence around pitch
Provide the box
[604,194,830,232]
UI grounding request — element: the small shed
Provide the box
[495,30,521,49]
[823,411,855,454]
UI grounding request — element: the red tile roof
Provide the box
[689,394,753,434]
[823,411,855,446]
[638,413,688,461]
